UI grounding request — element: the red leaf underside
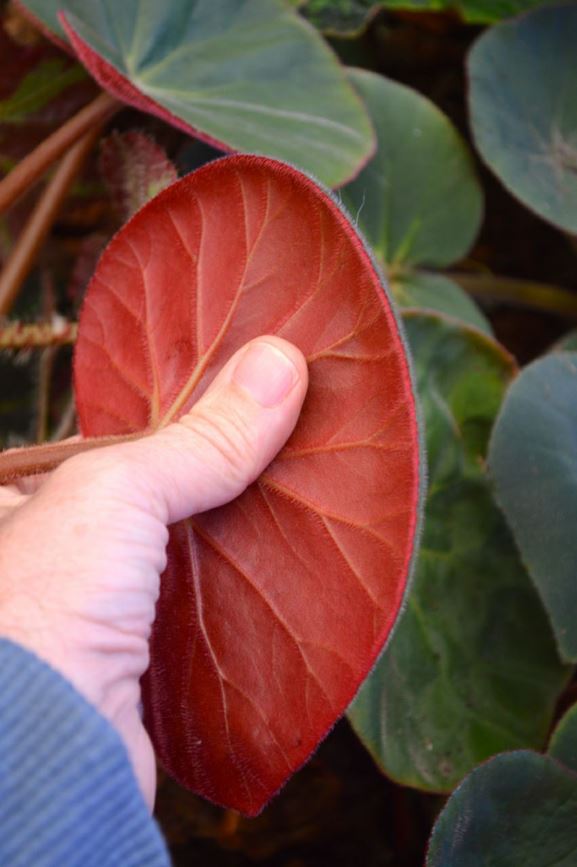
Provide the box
[74,155,421,815]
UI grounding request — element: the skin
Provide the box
[0,336,307,811]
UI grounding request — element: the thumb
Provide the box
[72,336,308,524]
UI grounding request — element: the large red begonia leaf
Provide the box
[74,155,422,815]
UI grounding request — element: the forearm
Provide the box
[0,638,170,867]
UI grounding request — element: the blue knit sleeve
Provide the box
[0,638,170,867]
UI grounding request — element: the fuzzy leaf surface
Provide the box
[489,352,577,662]
[427,751,577,866]
[18,0,375,188]
[99,131,178,224]
[348,313,568,792]
[468,5,577,232]
[73,155,422,814]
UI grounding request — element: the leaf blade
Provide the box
[19,0,376,187]
[348,313,568,792]
[74,154,422,814]
[341,69,483,268]
[393,272,492,335]
[468,5,577,232]
[489,352,577,662]
[427,750,577,867]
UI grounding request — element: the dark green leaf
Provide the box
[468,4,577,232]
[341,69,482,269]
[393,272,492,335]
[348,313,568,792]
[19,0,375,187]
[427,751,577,867]
[390,0,555,23]
[489,353,577,662]
[0,58,86,123]
[299,0,378,36]
[0,24,96,169]
[457,0,555,21]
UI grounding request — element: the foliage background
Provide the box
[3,1,577,864]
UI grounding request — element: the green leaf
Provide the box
[299,0,378,36]
[348,312,568,792]
[339,70,487,333]
[341,69,482,268]
[489,353,577,662]
[387,0,555,23]
[19,0,375,188]
[549,703,577,773]
[427,750,577,867]
[468,4,577,233]
[457,0,555,22]
[0,58,86,123]
[393,272,492,335]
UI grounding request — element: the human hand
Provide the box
[0,337,307,810]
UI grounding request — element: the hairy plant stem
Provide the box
[0,431,144,484]
[0,319,77,349]
[453,272,577,319]
[0,92,121,215]
[0,126,103,316]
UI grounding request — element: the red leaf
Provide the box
[74,155,422,815]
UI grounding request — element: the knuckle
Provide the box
[179,402,258,487]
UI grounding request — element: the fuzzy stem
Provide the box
[0,432,144,484]
[0,92,121,215]
[0,319,77,349]
[0,127,102,316]
[453,272,577,319]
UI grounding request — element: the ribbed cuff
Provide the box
[0,638,170,866]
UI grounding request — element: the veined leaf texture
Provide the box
[74,155,422,814]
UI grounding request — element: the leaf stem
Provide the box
[0,127,102,316]
[453,272,577,319]
[0,92,121,215]
[0,431,143,484]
